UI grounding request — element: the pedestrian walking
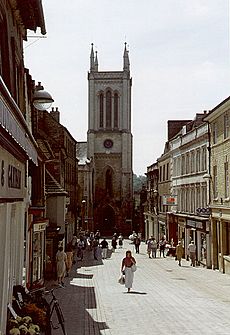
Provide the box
[118,233,123,248]
[133,235,141,253]
[111,235,117,251]
[147,237,152,258]
[92,238,99,260]
[159,236,167,257]
[121,250,136,293]
[100,238,108,259]
[151,237,157,258]
[188,240,196,267]
[65,243,74,276]
[95,230,100,240]
[175,241,184,266]
[56,246,67,287]
[77,238,84,261]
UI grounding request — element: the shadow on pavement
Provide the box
[123,291,147,295]
[75,273,93,279]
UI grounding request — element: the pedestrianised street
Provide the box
[49,240,230,335]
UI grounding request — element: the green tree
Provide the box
[133,174,147,193]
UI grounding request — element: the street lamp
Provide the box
[33,82,54,111]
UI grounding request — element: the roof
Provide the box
[16,0,46,35]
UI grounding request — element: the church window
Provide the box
[106,90,112,128]
[106,169,113,196]
[99,93,104,128]
[114,93,119,128]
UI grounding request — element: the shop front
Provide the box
[28,218,49,289]
[168,213,210,265]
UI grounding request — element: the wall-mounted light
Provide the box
[33,82,54,111]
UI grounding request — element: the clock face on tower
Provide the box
[103,139,113,149]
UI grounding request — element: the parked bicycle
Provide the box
[44,288,67,335]
[12,285,67,335]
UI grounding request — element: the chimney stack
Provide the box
[50,107,60,123]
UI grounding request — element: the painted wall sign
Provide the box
[0,146,25,198]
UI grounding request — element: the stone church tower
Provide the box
[87,43,133,235]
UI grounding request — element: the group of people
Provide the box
[175,239,197,267]
[55,230,125,287]
[146,236,167,258]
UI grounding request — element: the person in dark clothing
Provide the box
[159,237,167,257]
[111,236,117,251]
[92,238,99,260]
[100,238,109,259]
[134,236,141,253]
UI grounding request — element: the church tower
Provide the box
[87,43,133,235]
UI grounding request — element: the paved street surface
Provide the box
[47,240,230,335]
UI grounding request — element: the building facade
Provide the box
[0,0,45,332]
[87,44,133,235]
[204,97,230,274]
[169,113,211,266]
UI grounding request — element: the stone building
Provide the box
[0,0,45,332]
[34,107,78,272]
[170,113,210,265]
[204,97,230,274]
[87,44,133,236]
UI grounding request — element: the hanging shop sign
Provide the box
[187,219,206,231]
[162,195,177,206]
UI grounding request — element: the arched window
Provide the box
[114,93,119,128]
[99,93,104,128]
[106,169,113,196]
[106,90,112,128]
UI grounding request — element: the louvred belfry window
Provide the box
[106,90,112,128]
[114,93,118,128]
[99,93,104,128]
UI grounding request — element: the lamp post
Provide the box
[33,82,54,111]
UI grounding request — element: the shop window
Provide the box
[32,232,44,283]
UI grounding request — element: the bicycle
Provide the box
[44,288,68,335]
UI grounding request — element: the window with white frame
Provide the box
[190,151,195,173]
[191,187,195,213]
[201,146,207,171]
[196,149,200,173]
[178,156,181,176]
[186,152,190,174]
[181,155,185,175]
[196,185,200,211]
[224,113,229,140]
[224,161,229,198]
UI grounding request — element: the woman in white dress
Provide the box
[56,246,67,287]
[121,250,136,293]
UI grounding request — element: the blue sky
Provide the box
[25,0,230,175]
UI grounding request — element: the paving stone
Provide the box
[46,240,230,335]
